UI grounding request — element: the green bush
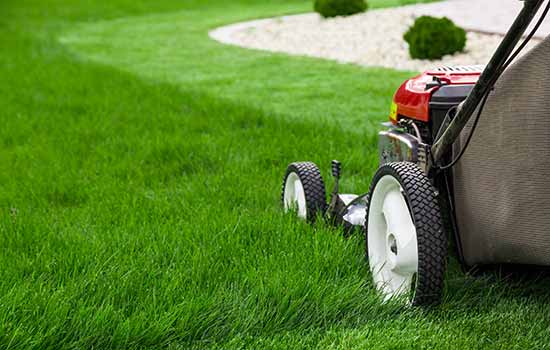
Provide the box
[314,0,368,18]
[404,16,467,60]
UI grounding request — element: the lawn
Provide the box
[1,0,550,349]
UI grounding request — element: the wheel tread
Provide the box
[365,162,447,306]
[282,162,327,222]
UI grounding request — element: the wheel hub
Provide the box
[386,233,398,269]
[367,175,419,301]
[283,172,307,219]
[388,233,398,255]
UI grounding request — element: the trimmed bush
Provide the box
[404,16,467,60]
[314,0,368,18]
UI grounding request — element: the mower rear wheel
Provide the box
[366,162,447,306]
[282,162,326,222]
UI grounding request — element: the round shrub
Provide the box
[404,16,467,60]
[314,0,368,18]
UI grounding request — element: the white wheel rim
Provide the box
[283,172,307,219]
[368,175,419,301]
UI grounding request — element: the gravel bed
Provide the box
[210,4,542,72]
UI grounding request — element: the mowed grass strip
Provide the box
[2,0,550,349]
[59,3,418,132]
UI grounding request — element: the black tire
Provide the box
[365,162,447,306]
[282,162,327,223]
[364,188,375,259]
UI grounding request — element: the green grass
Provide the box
[1,0,550,349]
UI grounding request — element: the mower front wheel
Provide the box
[282,162,327,223]
[366,162,447,306]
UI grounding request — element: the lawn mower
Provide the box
[281,0,550,306]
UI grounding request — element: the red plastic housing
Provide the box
[391,67,482,123]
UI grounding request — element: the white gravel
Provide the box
[210,1,544,72]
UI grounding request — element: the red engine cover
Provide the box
[391,66,483,123]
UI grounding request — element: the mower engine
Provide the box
[380,66,483,170]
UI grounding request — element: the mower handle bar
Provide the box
[430,0,545,167]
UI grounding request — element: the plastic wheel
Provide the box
[366,162,447,306]
[282,162,326,222]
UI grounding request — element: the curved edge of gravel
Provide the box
[208,4,542,72]
[207,12,492,72]
[210,17,281,46]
